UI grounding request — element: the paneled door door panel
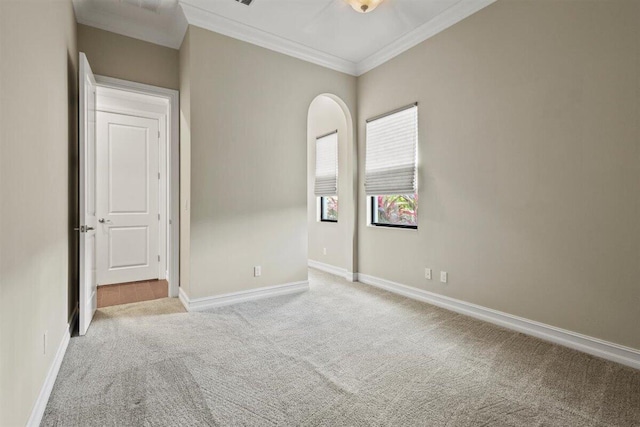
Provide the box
[79,53,98,336]
[97,112,160,285]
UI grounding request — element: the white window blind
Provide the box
[365,104,417,196]
[314,131,338,196]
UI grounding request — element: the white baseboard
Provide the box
[358,273,640,370]
[179,281,310,312]
[26,323,71,427]
[308,259,357,282]
[178,287,190,311]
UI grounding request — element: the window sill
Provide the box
[367,223,418,231]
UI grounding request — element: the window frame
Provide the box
[320,196,338,223]
[365,102,419,231]
[369,195,418,230]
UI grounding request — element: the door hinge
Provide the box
[158,213,160,221]
[158,131,160,139]
[158,255,160,262]
[158,172,160,180]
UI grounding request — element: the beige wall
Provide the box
[307,96,350,270]
[182,26,356,299]
[0,0,77,425]
[357,0,640,350]
[77,23,179,90]
[179,28,192,296]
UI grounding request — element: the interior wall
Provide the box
[0,0,78,424]
[179,28,192,296]
[182,25,357,299]
[357,0,640,350]
[307,96,349,270]
[77,23,179,90]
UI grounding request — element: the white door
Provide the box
[96,112,160,285]
[79,53,97,336]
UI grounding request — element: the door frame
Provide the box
[94,75,180,297]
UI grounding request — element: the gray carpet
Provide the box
[43,269,640,426]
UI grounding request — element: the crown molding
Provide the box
[179,2,359,76]
[73,0,187,49]
[356,0,496,75]
[74,0,495,75]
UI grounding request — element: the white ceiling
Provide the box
[73,0,188,49]
[73,0,495,76]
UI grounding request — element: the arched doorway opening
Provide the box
[307,94,357,280]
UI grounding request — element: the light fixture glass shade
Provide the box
[345,0,383,14]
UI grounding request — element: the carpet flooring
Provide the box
[43,269,640,426]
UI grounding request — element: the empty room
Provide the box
[1,0,639,425]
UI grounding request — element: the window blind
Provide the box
[365,104,417,196]
[314,131,338,196]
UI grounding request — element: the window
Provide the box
[314,131,338,222]
[371,194,417,228]
[320,196,338,222]
[365,104,418,229]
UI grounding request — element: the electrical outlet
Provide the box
[323,248,327,255]
[254,266,261,277]
[440,271,448,283]
[425,268,432,280]
[43,331,48,355]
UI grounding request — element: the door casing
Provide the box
[94,76,180,297]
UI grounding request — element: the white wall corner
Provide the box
[357,273,640,371]
[26,324,71,427]
[178,281,309,312]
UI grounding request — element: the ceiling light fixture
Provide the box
[345,0,383,14]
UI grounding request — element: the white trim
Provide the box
[308,260,357,282]
[179,2,358,76]
[179,0,495,77]
[26,324,71,427]
[356,0,496,75]
[179,281,310,312]
[94,76,180,298]
[308,259,347,278]
[74,0,495,76]
[178,287,190,312]
[357,273,640,370]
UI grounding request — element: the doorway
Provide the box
[78,52,179,335]
[96,95,164,286]
[307,94,357,281]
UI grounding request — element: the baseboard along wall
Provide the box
[179,280,310,312]
[307,259,357,282]
[26,321,73,427]
[308,263,640,371]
